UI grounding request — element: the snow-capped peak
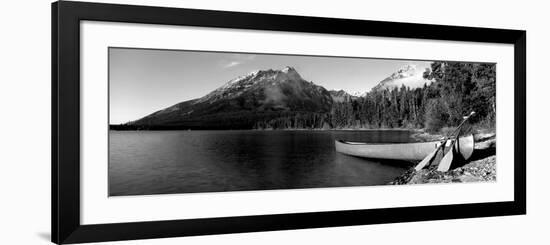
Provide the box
[281,66,302,80]
[389,64,417,80]
[372,64,431,91]
[196,66,306,104]
[282,66,296,73]
[399,64,416,72]
[349,91,367,97]
[328,89,367,102]
[226,70,259,85]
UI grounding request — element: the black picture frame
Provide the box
[52,1,526,244]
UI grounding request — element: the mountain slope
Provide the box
[329,90,353,102]
[129,67,333,129]
[372,64,432,91]
[328,90,370,102]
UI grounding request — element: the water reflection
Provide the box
[109,130,414,196]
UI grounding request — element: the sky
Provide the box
[109,48,432,124]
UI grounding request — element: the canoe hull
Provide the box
[335,134,474,161]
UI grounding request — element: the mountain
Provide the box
[328,90,368,102]
[329,90,353,102]
[371,64,432,91]
[127,66,333,129]
[349,91,368,97]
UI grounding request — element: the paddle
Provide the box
[436,111,476,172]
[414,111,475,171]
[414,141,442,171]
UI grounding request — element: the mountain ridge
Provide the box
[128,66,333,129]
[118,64,432,130]
[372,64,432,91]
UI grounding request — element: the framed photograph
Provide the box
[52,1,526,244]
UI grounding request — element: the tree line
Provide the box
[253,61,496,132]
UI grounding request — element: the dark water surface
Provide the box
[109,130,416,196]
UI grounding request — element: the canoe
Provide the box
[335,134,474,161]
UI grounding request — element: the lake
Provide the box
[109,130,417,196]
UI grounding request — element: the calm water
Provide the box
[109,130,416,196]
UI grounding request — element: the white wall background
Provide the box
[0,0,546,244]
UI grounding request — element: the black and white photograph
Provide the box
[108,48,497,196]
[2,0,542,244]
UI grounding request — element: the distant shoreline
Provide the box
[109,125,424,132]
[108,125,493,145]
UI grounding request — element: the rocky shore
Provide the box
[389,132,496,185]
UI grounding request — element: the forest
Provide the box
[252,61,496,132]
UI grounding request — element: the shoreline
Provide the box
[110,127,426,132]
[389,131,496,185]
